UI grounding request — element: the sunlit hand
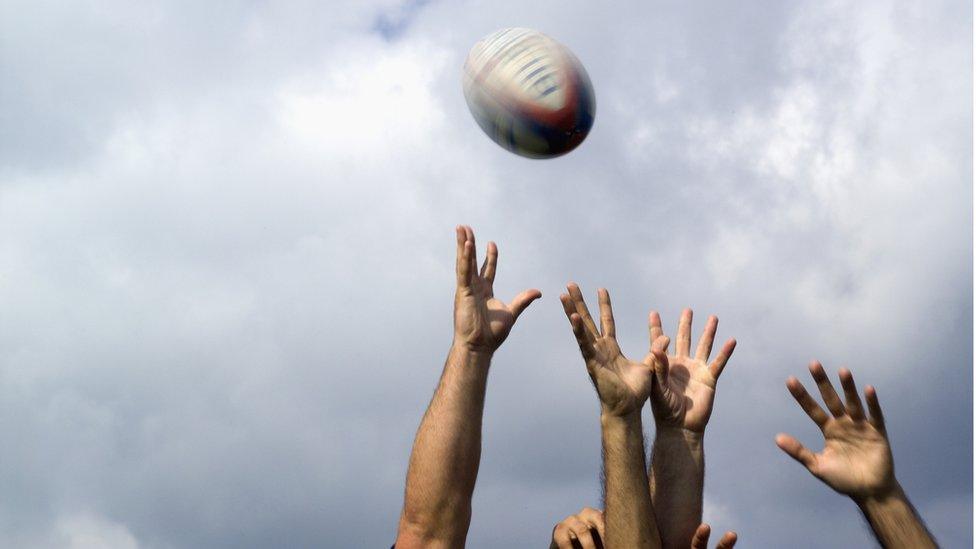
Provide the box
[690,523,737,549]
[549,507,605,549]
[646,309,736,433]
[560,284,669,417]
[453,225,541,356]
[776,362,896,499]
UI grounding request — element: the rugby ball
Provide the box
[462,28,595,159]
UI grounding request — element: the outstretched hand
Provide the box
[453,225,541,356]
[776,362,895,499]
[646,309,736,433]
[560,284,669,417]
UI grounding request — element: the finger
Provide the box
[480,241,498,284]
[775,433,817,469]
[509,288,542,320]
[809,361,847,418]
[573,528,597,549]
[463,226,478,280]
[838,368,865,420]
[564,518,593,548]
[786,376,830,427]
[577,508,605,542]
[457,241,474,288]
[648,311,664,346]
[651,344,670,389]
[716,531,738,549]
[708,338,736,380]
[676,308,693,357]
[695,315,718,362]
[561,295,596,359]
[551,525,574,549]
[597,288,615,338]
[456,228,473,289]
[691,523,711,549]
[567,283,600,336]
[865,385,886,431]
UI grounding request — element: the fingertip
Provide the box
[785,376,799,388]
[775,432,794,446]
[838,367,852,379]
[808,360,823,372]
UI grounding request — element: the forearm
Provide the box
[397,345,491,546]
[649,427,704,548]
[602,412,661,549]
[855,483,937,549]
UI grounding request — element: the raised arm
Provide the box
[560,284,665,549]
[776,361,937,548]
[395,226,541,548]
[646,310,736,547]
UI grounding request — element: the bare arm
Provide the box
[856,484,935,548]
[395,226,540,548]
[776,362,937,549]
[646,310,736,547]
[560,284,664,548]
[602,411,656,549]
[649,428,703,545]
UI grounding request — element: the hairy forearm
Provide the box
[602,412,661,549]
[856,483,937,549]
[396,345,491,546]
[649,427,704,548]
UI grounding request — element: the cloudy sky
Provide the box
[0,0,972,547]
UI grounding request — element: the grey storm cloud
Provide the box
[0,0,971,547]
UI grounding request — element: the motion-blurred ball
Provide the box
[462,28,595,159]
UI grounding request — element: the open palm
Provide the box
[646,309,736,433]
[560,284,667,417]
[776,362,895,498]
[453,226,541,354]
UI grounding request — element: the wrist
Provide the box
[654,424,704,443]
[446,343,493,380]
[449,341,494,362]
[601,409,643,429]
[854,480,904,508]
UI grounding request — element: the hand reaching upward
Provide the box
[647,309,737,433]
[560,284,669,417]
[776,362,895,498]
[453,225,541,356]
[561,284,665,548]
[775,362,936,548]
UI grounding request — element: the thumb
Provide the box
[509,288,542,320]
